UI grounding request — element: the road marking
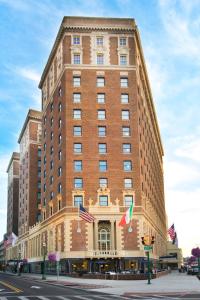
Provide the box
[0,281,22,293]
[56,296,71,300]
[93,295,131,299]
[37,297,51,300]
[31,286,41,289]
[18,297,30,300]
[74,296,94,300]
[0,297,8,300]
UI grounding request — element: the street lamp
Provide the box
[42,242,47,280]
[18,251,21,276]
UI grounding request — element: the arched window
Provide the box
[98,228,110,251]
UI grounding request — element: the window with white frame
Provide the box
[73,109,82,119]
[73,36,80,45]
[73,76,81,87]
[122,126,130,137]
[99,178,108,188]
[121,94,129,104]
[74,195,83,207]
[120,77,128,87]
[99,195,108,206]
[58,167,62,177]
[73,93,81,103]
[123,160,132,171]
[74,143,82,154]
[99,160,107,171]
[122,110,130,120]
[97,54,104,65]
[120,55,127,65]
[98,110,106,120]
[73,54,81,64]
[97,77,105,87]
[74,178,83,189]
[124,195,133,206]
[96,36,103,46]
[119,37,127,46]
[124,178,133,188]
[58,183,62,193]
[73,126,82,136]
[123,143,131,153]
[98,126,106,137]
[99,143,107,154]
[74,160,82,172]
[98,227,110,250]
[97,93,105,104]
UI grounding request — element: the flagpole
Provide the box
[128,200,134,233]
[77,203,81,233]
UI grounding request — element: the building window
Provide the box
[120,77,128,87]
[73,109,82,119]
[99,195,108,206]
[38,160,41,167]
[73,93,81,103]
[73,76,81,87]
[73,35,80,45]
[122,110,130,120]
[38,182,41,189]
[123,143,131,153]
[38,171,41,177]
[124,178,133,188]
[58,167,62,177]
[50,117,53,126]
[74,178,83,189]
[50,102,54,112]
[74,126,82,136]
[43,116,46,125]
[58,102,62,112]
[98,110,106,120]
[98,126,106,137]
[50,160,54,170]
[38,148,42,157]
[74,195,83,207]
[97,93,105,104]
[99,160,107,172]
[121,94,129,104]
[50,146,53,155]
[97,77,105,87]
[97,54,104,65]
[74,160,82,172]
[99,143,107,154]
[124,195,133,206]
[43,184,46,192]
[44,129,46,138]
[120,37,127,46]
[96,36,103,46]
[51,132,53,140]
[59,118,62,128]
[73,54,81,64]
[99,178,108,187]
[37,192,41,200]
[58,150,61,160]
[50,206,53,216]
[58,200,61,210]
[44,143,46,151]
[58,134,62,144]
[58,87,62,97]
[50,176,53,185]
[43,211,46,220]
[44,170,46,178]
[50,191,54,200]
[120,55,127,65]
[58,183,62,194]
[98,228,110,250]
[74,143,82,154]
[43,198,46,206]
[123,160,132,171]
[122,126,130,137]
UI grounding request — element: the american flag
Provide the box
[79,204,95,223]
[168,224,176,240]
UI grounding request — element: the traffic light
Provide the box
[151,236,155,244]
[141,237,145,245]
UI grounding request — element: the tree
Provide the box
[191,247,200,275]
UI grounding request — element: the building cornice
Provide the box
[18,109,42,143]
[6,152,20,173]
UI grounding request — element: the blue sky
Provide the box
[0,0,200,256]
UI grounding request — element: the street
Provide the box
[1,272,200,299]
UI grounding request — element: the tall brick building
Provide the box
[6,152,20,236]
[7,17,167,273]
[18,109,42,237]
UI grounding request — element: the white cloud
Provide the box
[16,67,40,83]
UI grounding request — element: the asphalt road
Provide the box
[0,273,200,300]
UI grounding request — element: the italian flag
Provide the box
[119,201,134,226]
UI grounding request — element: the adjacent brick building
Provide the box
[7,17,168,273]
[18,109,42,237]
[6,152,20,236]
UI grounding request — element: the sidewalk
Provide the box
[9,271,200,295]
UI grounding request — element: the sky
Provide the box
[0,0,200,257]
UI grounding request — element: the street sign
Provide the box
[144,245,152,251]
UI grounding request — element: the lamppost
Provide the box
[141,235,155,284]
[42,242,47,280]
[18,251,21,276]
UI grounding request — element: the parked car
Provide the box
[187,266,199,275]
